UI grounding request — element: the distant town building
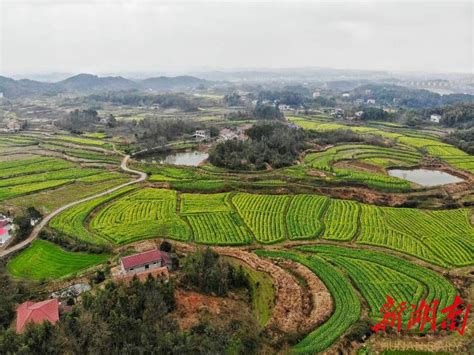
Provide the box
[16,299,59,333]
[120,249,172,275]
[366,99,376,105]
[342,93,351,98]
[312,91,321,98]
[355,111,364,119]
[364,89,372,95]
[430,114,442,123]
[0,92,4,99]
[194,129,210,140]
[278,104,291,110]
[7,120,24,133]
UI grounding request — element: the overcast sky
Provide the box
[1,0,472,76]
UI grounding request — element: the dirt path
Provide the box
[0,155,147,259]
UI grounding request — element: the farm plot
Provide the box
[382,207,474,267]
[286,194,329,240]
[298,245,456,325]
[180,193,252,244]
[0,167,101,188]
[232,193,290,243]
[90,188,190,244]
[356,204,446,266]
[0,157,73,179]
[49,185,137,245]
[7,239,110,280]
[322,199,360,241]
[255,249,360,354]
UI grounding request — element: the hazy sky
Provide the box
[1,0,472,76]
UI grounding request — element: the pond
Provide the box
[387,168,464,187]
[142,151,209,166]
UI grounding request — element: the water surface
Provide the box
[142,151,208,166]
[387,168,463,187]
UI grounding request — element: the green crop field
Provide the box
[357,204,474,267]
[0,157,73,179]
[90,188,190,244]
[7,239,110,280]
[49,185,137,245]
[180,193,252,244]
[232,193,290,243]
[255,249,361,354]
[286,194,329,239]
[298,245,456,325]
[322,199,360,241]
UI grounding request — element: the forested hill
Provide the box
[0,74,215,98]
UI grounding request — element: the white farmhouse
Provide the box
[430,114,441,123]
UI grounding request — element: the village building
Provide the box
[354,111,364,119]
[430,114,441,123]
[51,283,92,299]
[342,93,351,98]
[194,129,210,141]
[312,91,320,98]
[16,299,59,333]
[278,104,292,110]
[366,99,376,105]
[120,249,171,275]
[7,120,24,133]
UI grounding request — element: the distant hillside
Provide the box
[57,74,136,91]
[0,76,59,98]
[140,75,212,91]
[0,74,214,98]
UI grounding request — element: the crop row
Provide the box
[298,245,457,325]
[49,185,137,245]
[90,188,190,244]
[255,249,361,354]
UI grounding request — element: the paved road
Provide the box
[0,155,146,259]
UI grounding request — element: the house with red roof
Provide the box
[120,249,171,275]
[16,299,59,333]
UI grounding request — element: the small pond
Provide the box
[142,151,209,166]
[387,168,463,187]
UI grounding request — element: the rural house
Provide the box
[430,114,441,123]
[194,129,210,140]
[120,249,171,274]
[16,299,59,333]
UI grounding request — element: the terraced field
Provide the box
[232,193,290,243]
[322,199,360,241]
[90,188,190,244]
[255,249,361,354]
[7,239,110,280]
[181,193,252,244]
[286,195,329,239]
[357,204,474,267]
[49,185,137,245]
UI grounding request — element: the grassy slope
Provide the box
[7,239,110,280]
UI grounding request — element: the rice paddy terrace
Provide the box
[1,117,473,353]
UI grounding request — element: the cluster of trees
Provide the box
[360,107,393,121]
[257,87,309,107]
[252,102,284,120]
[12,207,42,244]
[181,248,248,296]
[352,84,474,109]
[209,123,308,170]
[224,92,243,106]
[444,127,474,154]
[0,260,260,354]
[86,92,199,112]
[55,109,100,132]
[439,103,473,128]
[137,118,197,148]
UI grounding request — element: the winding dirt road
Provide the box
[0,155,146,259]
